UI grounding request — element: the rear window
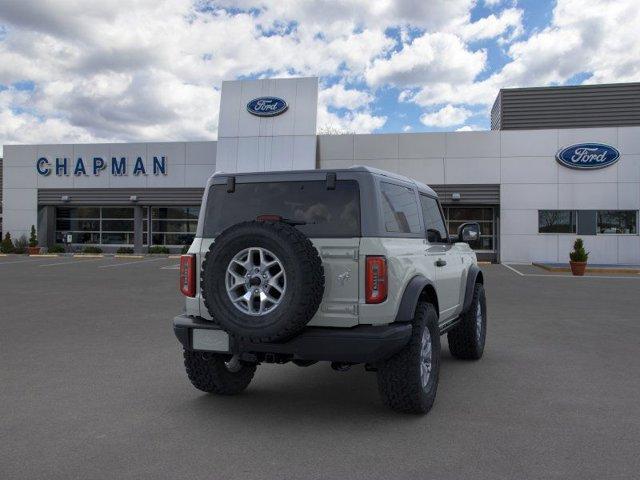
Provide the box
[203,180,360,237]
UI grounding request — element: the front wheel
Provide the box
[183,350,256,395]
[447,283,487,360]
[376,302,440,414]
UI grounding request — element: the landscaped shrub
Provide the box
[1,233,14,253]
[148,245,170,254]
[13,235,28,254]
[29,225,38,247]
[82,246,103,254]
[569,238,589,262]
[116,247,135,254]
[48,244,66,254]
[181,244,190,254]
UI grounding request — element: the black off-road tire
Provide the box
[183,350,256,395]
[376,302,440,414]
[448,283,487,360]
[201,221,324,343]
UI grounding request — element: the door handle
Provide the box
[435,258,447,267]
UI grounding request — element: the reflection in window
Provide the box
[55,207,135,245]
[444,207,495,251]
[420,195,447,242]
[150,206,200,246]
[538,210,577,233]
[380,182,421,234]
[597,210,637,234]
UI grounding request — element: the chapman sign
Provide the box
[556,143,620,170]
[246,97,288,117]
[36,156,168,177]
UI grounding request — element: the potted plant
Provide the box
[28,225,41,255]
[1,232,15,254]
[569,238,589,276]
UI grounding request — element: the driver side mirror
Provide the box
[457,222,480,243]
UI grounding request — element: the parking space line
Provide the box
[502,263,525,276]
[161,264,180,270]
[0,257,56,266]
[39,258,106,267]
[98,257,166,269]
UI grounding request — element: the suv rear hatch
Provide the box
[198,177,361,327]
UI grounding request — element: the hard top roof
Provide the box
[211,165,437,197]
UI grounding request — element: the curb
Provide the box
[73,254,105,258]
[532,262,640,275]
[114,254,145,259]
[30,254,59,257]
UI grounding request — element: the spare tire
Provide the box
[201,221,324,343]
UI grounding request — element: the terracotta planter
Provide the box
[569,261,587,276]
[27,246,41,255]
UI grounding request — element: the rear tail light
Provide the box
[365,256,387,304]
[180,254,196,297]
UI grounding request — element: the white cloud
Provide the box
[458,7,523,42]
[402,125,412,132]
[366,32,486,87]
[319,84,373,110]
[456,124,484,131]
[406,0,640,109]
[317,108,387,134]
[420,105,472,127]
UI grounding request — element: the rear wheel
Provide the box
[183,350,256,395]
[448,283,487,360]
[376,302,440,414]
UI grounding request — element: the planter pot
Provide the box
[570,261,587,276]
[27,246,41,255]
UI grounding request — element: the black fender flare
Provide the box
[394,275,438,322]
[462,264,483,313]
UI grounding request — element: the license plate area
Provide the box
[192,329,230,352]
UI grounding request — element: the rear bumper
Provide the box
[173,314,412,364]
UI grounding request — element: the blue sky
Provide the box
[0,0,638,150]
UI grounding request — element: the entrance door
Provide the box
[444,206,497,262]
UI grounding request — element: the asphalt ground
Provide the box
[1,256,639,479]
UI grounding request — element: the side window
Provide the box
[420,195,448,243]
[379,182,422,234]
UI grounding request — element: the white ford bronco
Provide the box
[174,166,487,414]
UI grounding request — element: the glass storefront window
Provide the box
[150,206,200,246]
[55,207,135,245]
[597,210,638,234]
[538,210,576,233]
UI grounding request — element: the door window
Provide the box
[420,195,448,243]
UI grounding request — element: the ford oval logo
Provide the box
[556,143,620,170]
[246,97,288,117]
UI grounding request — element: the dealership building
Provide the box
[1,78,639,264]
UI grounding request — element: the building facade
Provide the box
[2,78,639,264]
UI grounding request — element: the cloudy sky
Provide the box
[0,0,638,154]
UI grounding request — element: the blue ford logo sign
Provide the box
[556,143,620,170]
[247,97,288,117]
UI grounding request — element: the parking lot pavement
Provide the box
[1,260,640,480]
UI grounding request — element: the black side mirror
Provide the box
[457,222,481,243]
